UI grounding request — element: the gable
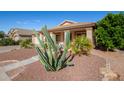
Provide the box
[59,20,76,26]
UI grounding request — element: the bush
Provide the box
[71,36,93,55]
[0,38,15,46]
[19,39,33,48]
[95,13,124,51]
[0,31,5,39]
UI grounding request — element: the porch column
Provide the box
[86,28,94,45]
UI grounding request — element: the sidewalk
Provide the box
[0,55,39,81]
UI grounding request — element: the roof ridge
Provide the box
[59,20,77,26]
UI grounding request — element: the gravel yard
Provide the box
[1,48,124,81]
[12,55,105,81]
[0,48,37,61]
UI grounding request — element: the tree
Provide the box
[95,13,124,51]
[0,31,5,38]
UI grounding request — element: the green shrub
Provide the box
[34,26,72,71]
[0,31,5,39]
[0,38,15,46]
[19,39,33,48]
[71,36,93,55]
[0,40,3,46]
[95,13,124,51]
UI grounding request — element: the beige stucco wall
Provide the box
[20,36,32,40]
[33,36,39,45]
[86,28,94,44]
[32,33,44,45]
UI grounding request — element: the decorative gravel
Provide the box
[12,55,105,81]
[0,49,37,61]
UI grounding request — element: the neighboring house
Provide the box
[8,28,34,41]
[32,20,96,45]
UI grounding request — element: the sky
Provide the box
[0,11,120,33]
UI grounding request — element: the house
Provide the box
[8,28,34,41]
[32,20,96,45]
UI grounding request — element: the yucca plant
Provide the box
[34,26,72,71]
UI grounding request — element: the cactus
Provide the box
[34,26,72,71]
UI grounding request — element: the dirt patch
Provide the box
[12,55,105,81]
[0,48,37,62]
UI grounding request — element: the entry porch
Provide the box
[49,27,94,45]
[32,21,96,46]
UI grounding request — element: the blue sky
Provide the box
[0,11,120,33]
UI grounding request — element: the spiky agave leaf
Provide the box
[57,31,70,70]
[65,31,70,48]
[42,26,58,68]
[34,26,72,71]
[33,29,46,49]
[35,46,55,71]
[41,26,57,52]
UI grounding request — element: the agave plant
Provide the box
[34,26,72,71]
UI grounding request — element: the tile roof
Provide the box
[8,28,34,36]
[48,22,96,31]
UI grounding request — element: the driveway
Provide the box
[0,46,20,54]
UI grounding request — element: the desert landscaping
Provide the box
[0,12,124,81]
[0,47,124,81]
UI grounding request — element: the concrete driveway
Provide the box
[0,46,20,54]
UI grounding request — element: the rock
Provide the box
[100,67,120,81]
[102,72,120,81]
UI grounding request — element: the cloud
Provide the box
[16,19,41,25]
[16,21,28,24]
